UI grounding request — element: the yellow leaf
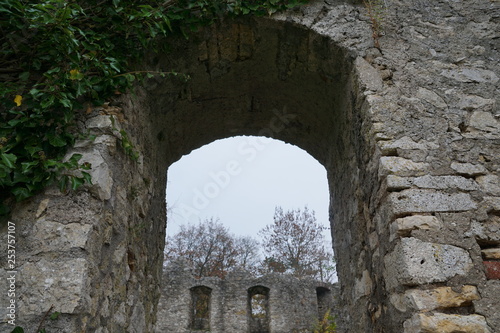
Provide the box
[14,95,22,107]
[69,69,81,80]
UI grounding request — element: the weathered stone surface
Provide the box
[405,285,479,311]
[484,261,500,280]
[379,137,439,156]
[411,175,479,191]
[379,157,430,177]
[354,270,373,300]
[466,111,500,139]
[482,248,500,260]
[387,175,412,191]
[77,150,113,200]
[31,219,92,252]
[18,258,89,315]
[390,215,442,240]
[388,189,477,216]
[441,67,499,83]
[476,174,500,196]
[416,87,447,109]
[458,95,496,111]
[403,313,491,333]
[450,162,487,176]
[384,238,473,288]
[355,57,383,92]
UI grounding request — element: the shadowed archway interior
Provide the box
[126,16,378,331]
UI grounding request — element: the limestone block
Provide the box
[476,174,500,195]
[379,136,439,155]
[86,115,114,129]
[353,270,372,300]
[441,67,499,83]
[481,248,500,260]
[403,313,491,333]
[416,87,447,108]
[466,111,500,139]
[405,285,479,311]
[386,175,412,191]
[412,175,479,191]
[388,189,476,216]
[78,150,113,201]
[355,57,383,92]
[390,215,442,241]
[384,238,473,288]
[32,219,92,252]
[450,162,487,176]
[458,95,496,111]
[379,157,430,177]
[19,258,89,315]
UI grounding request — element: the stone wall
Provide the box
[1,0,499,332]
[155,261,339,333]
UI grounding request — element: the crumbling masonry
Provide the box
[155,261,339,333]
[1,0,499,332]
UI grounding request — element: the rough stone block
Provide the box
[405,285,479,311]
[379,157,430,177]
[416,87,447,108]
[466,111,500,139]
[355,57,383,92]
[79,150,113,200]
[412,175,479,191]
[403,313,491,333]
[481,248,500,260]
[384,238,473,288]
[458,95,496,111]
[354,270,373,300]
[483,261,500,280]
[450,162,487,176]
[390,215,442,241]
[19,258,89,315]
[32,219,92,252]
[386,175,412,191]
[476,174,500,196]
[379,136,439,155]
[388,189,476,216]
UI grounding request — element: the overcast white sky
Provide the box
[165,136,331,245]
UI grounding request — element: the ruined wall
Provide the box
[1,0,499,332]
[155,261,339,333]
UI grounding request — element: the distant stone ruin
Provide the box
[155,261,339,333]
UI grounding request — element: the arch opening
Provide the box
[131,15,373,332]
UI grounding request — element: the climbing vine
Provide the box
[0,0,308,215]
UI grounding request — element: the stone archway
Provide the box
[2,1,498,332]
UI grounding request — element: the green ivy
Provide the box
[0,0,308,215]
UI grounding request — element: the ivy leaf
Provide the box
[70,175,85,190]
[10,327,24,333]
[81,171,93,184]
[1,153,17,169]
[12,187,31,201]
[48,134,67,147]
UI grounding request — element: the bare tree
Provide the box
[164,218,261,278]
[259,206,335,281]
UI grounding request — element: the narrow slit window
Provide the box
[248,286,270,333]
[190,286,212,330]
[316,286,332,320]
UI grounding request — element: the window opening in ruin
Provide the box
[316,287,331,320]
[190,286,212,330]
[248,286,270,333]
